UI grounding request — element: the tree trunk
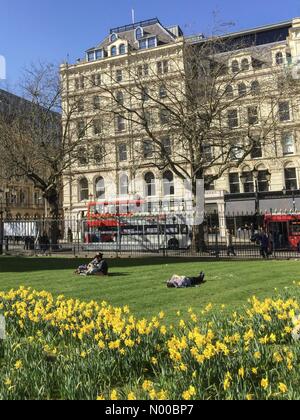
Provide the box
[191,174,207,253]
[44,187,60,247]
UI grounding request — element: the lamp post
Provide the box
[282,186,296,212]
[240,169,271,228]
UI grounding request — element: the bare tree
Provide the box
[0,63,106,243]
[94,36,297,250]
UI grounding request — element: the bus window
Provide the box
[290,222,300,235]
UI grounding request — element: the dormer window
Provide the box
[95,50,103,60]
[87,51,95,62]
[119,44,126,55]
[135,27,143,40]
[111,46,117,57]
[110,33,118,43]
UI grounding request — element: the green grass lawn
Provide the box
[0,256,300,322]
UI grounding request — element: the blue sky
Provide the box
[1,0,300,90]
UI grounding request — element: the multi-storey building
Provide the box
[61,17,300,232]
[0,89,52,219]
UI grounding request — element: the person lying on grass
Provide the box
[75,253,109,276]
[167,272,205,288]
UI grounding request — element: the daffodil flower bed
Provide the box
[0,287,300,400]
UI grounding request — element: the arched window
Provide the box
[145,172,156,197]
[225,85,234,99]
[116,91,124,105]
[231,60,239,73]
[79,178,89,201]
[120,174,129,195]
[111,46,117,57]
[241,58,250,71]
[135,27,143,40]
[110,33,118,43]
[276,52,284,65]
[119,44,126,55]
[238,83,247,97]
[95,177,105,199]
[163,171,175,196]
[251,81,260,96]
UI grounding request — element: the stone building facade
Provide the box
[61,17,300,232]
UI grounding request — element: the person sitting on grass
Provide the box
[167,272,205,288]
[75,253,109,276]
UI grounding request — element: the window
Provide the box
[111,46,117,57]
[205,178,215,191]
[110,33,118,43]
[93,145,104,162]
[77,98,84,112]
[145,172,156,196]
[251,81,260,96]
[225,85,234,99]
[242,172,254,193]
[143,140,154,159]
[144,110,152,126]
[116,69,123,82]
[163,171,175,196]
[286,52,292,65]
[231,60,239,73]
[77,121,86,138]
[157,60,169,75]
[93,120,102,135]
[248,106,259,125]
[148,37,157,48]
[78,148,88,166]
[116,115,126,132]
[116,91,124,105]
[139,40,147,50]
[95,177,105,199]
[95,50,103,60]
[135,27,143,40]
[138,64,149,77]
[91,73,101,86]
[93,96,100,110]
[75,76,85,90]
[230,145,243,161]
[282,133,295,155]
[141,87,150,102]
[279,101,291,122]
[251,140,262,159]
[118,144,127,162]
[159,85,167,99]
[119,44,126,55]
[241,58,250,71]
[258,171,270,192]
[120,174,129,195]
[276,52,284,65]
[285,168,298,190]
[229,173,240,193]
[87,51,95,62]
[228,109,239,128]
[162,137,172,156]
[202,144,213,161]
[238,83,247,97]
[79,178,89,201]
[160,109,170,125]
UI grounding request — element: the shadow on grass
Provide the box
[0,256,211,273]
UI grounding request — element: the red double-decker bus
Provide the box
[85,199,144,244]
[264,213,300,250]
